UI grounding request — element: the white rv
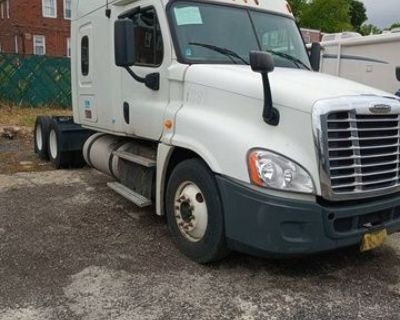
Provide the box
[34,0,400,263]
[318,32,400,95]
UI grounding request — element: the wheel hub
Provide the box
[174,182,208,242]
[180,200,193,222]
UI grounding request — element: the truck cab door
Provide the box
[120,3,170,141]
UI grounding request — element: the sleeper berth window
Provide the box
[81,36,89,76]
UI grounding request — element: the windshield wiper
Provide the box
[189,42,249,65]
[266,50,310,70]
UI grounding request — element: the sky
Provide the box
[361,0,400,29]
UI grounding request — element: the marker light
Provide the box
[248,150,315,194]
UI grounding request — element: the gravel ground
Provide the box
[0,169,400,320]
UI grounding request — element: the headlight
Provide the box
[248,149,315,194]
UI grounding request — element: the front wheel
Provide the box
[165,158,229,263]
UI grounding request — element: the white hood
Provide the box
[184,65,393,113]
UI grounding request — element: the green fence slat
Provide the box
[0,53,71,108]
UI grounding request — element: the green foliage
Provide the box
[360,24,382,35]
[300,0,353,33]
[389,22,400,30]
[349,0,367,31]
[287,0,307,20]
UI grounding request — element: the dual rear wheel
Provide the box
[34,116,85,169]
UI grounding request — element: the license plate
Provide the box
[360,229,387,252]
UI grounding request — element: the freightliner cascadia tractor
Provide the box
[34,0,400,263]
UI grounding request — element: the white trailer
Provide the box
[318,32,400,95]
[34,0,400,262]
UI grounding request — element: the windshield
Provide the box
[169,1,311,69]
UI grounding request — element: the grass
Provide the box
[0,103,72,128]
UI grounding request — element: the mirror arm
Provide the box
[124,67,160,91]
[261,73,280,126]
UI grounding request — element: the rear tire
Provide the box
[166,158,230,263]
[34,116,52,160]
[48,119,73,169]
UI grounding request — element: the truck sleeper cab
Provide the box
[41,0,400,263]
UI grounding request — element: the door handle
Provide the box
[123,102,130,124]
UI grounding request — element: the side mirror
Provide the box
[114,18,135,67]
[249,51,279,126]
[309,42,321,72]
[114,18,159,91]
[250,51,274,74]
[396,67,400,81]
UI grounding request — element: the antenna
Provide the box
[105,0,111,18]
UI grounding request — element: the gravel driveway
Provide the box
[0,169,400,320]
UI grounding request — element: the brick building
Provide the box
[0,0,71,57]
[300,28,322,44]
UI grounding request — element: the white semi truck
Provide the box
[34,0,400,263]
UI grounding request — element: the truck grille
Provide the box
[325,111,400,196]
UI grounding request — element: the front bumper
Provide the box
[216,176,400,257]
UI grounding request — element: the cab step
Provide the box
[107,182,152,208]
[112,150,156,167]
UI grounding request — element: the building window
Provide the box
[6,0,9,18]
[64,0,71,19]
[66,38,71,57]
[1,1,4,19]
[42,0,57,18]
[81,36,89,76]
[129,7,163,66]
[33,35,46,55]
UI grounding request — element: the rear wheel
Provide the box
[34,116,52,160]
[166,158,229,263]
[48,119,77,169]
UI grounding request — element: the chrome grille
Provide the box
[325,111,400,196]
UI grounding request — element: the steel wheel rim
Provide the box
[49,130,58,159]
[174,181,208,243]
[36,124,43,151]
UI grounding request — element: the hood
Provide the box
[184,65,393,113]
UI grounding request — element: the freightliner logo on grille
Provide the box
[369,104,392,114]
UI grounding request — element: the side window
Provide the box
[81,36,89,76]
[130,7,163,66]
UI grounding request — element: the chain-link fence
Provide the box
[0,53,71,108]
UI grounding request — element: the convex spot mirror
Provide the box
[114,18,135,67]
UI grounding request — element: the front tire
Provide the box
[166,158,229,263]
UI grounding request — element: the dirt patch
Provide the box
[0,106,71,174]
[0,104,71,128]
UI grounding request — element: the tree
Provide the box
[300,0,353,33]
[389,22,400,30]
[360,24,382,35]
[287,0,307,20]
[349,0,367,31]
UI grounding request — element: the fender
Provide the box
[155,143,220,216]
